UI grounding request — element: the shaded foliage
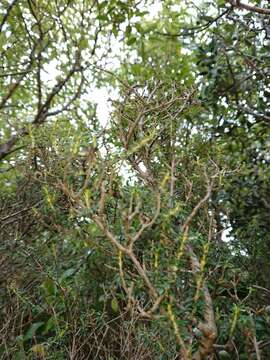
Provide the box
[1,1,270,359]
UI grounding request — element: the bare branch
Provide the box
[130,192,161,247]
[93,214,158,299]
[227,0,270,15]
[188,244,217,360]
[182,180,213,232]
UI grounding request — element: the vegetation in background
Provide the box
[1,0,270,359]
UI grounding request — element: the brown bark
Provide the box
[228,0,270,15]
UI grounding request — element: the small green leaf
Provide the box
[14,350,26,360]
[98,1,107,10]
[24,322,44,341]
[43,317,55,334]
[135,22,143,34]
[60,268,76,282]
[79,38,88,50]
[218,350,231,359]
[97,14,108,21]
[111,298,119,313]
[42,277,56,296]
[127,36,136,46]
[131,63,142,75]
[125,25,131,37]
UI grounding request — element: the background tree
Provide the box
[1,1,270,359]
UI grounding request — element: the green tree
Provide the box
[1,1,270,359]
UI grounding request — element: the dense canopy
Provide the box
[1,1,270,359]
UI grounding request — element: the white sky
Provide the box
[88,0,207,127]
[88,1,163,127]
[41,1,164,127]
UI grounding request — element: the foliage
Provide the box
[1,0,270,359]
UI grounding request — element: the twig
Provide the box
[227,0,270,15]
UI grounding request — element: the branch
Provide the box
[0,200,42,222]
[156,7,231,37]
[178,177,217,359]
[0,51,82,161]
[227,0,270,15]
[0,45,36,110]
[188,244,217,360]
[93,214,158,299]
[0,128,27,161]
[33,51,81,124]
[46,73,84,117]
[0,0,18,33]
[182,180,213,232]
[238,105,270,122]
[130,192,161,248]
